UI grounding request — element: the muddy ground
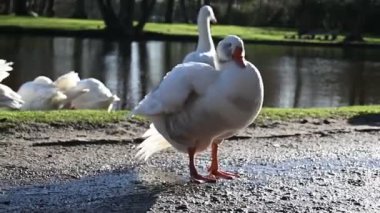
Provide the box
[0,117,379,212]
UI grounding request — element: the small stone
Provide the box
[323,119,331,124]
[175,204,188,210]
[210,195,220,203]
[0,200,10,205]
[280,196,290,200]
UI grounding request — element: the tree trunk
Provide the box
[223,0,233,24]
[14,0,29,15]
[119,0,135,35]
[44,0,55,17]
[97,0,122,33]
[164,0,174,23]
[179,0,189,23]
[38,0,46,14]
[0,0,11,14]
[71,0,87,19]
[134,0,156,35]
[344,0,367,42]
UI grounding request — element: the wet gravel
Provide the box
[0,119,379,212]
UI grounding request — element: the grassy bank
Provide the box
[0,106,379,125]
[1,15,380,45]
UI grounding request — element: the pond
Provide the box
[1,35,380,110]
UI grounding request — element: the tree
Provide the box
[343,0,370,42]
[135,0,156,33]
[72,0,87,19]
[14,0,29,15]
[96,0,156,36]
[44,0,54,16]
[0,0,11,14]
[164,0,174,23]
[223,0,234,24]
[179,0,189,23]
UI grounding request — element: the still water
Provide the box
[1,35,379,109]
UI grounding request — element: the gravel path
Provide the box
[0,119,379,212]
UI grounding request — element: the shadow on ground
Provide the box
[0,169,163,212]
[347,113,380,126]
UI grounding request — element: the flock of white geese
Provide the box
[0,66,120,112]
[0,6,264,183]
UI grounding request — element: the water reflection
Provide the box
[0,35,379,109]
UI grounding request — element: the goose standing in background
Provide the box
[17,76,67,110]
[183,5,218,69]
[134,35,264,183]
[0,59,24,109]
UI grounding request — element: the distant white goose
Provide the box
[17,76,67,110]
[0,59,24,109]
[183,5,218,69]
[54,71,89,108]
[134,35,264,183]
[70,78,120,112]
[54,72,119,112]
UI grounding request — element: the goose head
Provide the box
[198,5,217,23]
[54,71,80,92]
[217,35,246,68]
[33,76,53,85]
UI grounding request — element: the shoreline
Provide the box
[1,26,380,49]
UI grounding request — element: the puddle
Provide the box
[243,157,380,180]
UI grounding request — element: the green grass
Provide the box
[0,106,379,125]
[1,15,379,45]
[0,15,104,30]
[0,110,129,124]
[259,106,380,122]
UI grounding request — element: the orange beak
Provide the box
[232,47,245,68]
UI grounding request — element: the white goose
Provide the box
[54,72,120,112]
[17,76,67,110]
[183,5,218,69]
[70,78,120,112]
[54,71,89,108]
[0,59,24,109]
[134,35,264,183]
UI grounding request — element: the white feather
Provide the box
[0,59,13,83]
[0,60,24,109]
[71,78,120,112]
[17,76,68,110]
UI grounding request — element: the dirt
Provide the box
[0,117,379,212]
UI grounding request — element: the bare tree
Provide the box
[97,0,122,33]
[164,0,175,23]
[223,0,234,24]
[44,0,54,16]
[72,0,87,19]
[14,0,29,15]
[97,0,157,36]
[179,0,189,23]
[119,0,135,34]
[0,0,12,14]
[135,0,156,33]
[343,0,369,42]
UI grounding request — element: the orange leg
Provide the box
[208,143,239,179]
[188,147,216,183]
